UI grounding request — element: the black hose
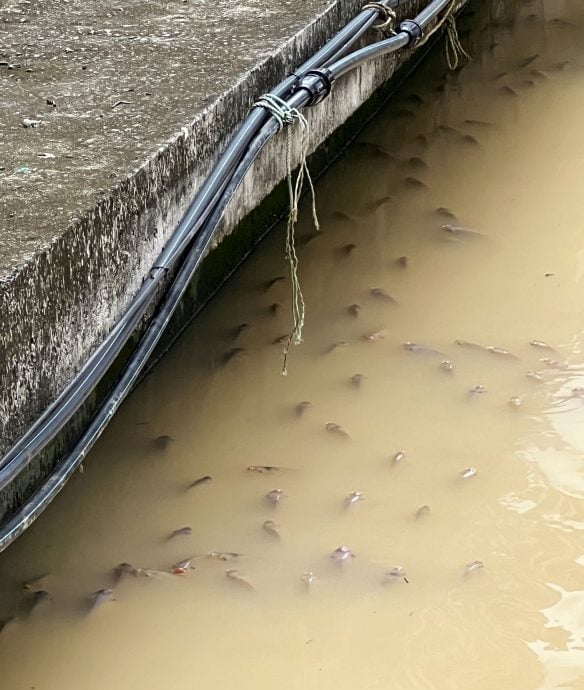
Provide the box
[0,3,392,488]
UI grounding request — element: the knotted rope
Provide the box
[418,0,470,70]
[253,94,320,375]
[362,2,397,33]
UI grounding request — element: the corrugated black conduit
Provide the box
[0,0,461,550]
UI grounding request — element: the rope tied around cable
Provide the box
[362,2,397,33]
[418,0,470,70]
[253,94,320,375]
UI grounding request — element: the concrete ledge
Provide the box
[0,0,486,528]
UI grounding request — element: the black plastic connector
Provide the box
[399,19,423,46]
[298,68,334,107]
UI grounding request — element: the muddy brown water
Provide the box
[1,2,584,688]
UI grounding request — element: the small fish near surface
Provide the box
[344,491,364,507]
[441,224,485,238]
[331,546,356,564]
[168,526,192,540]
[225,569,255,590]
[208,552,243,561]
[508,396,523,408]
[265,489,286,505]
[325,422,350,439]
[392,450,406,466]
[295,401,312,416]
[468,385,487,398]
[530,339,555,351]
[415,505,431,519]
[262,520,281,539]
[384,566,409,584]
[364,329,388,342]
[188,475,212,489]
[350,373,366,389]
[172,557,197,574]
[88,588,114,613]
[248,465,282,473]
[402,342,444,356]
[347,303,361,317]
[465,560,485,574]
[19,590,50,619]
[486,345,519,359]
[221,347,245,367]
[370,287,398,303]
[301,572,316,587]
[22,574,51,593]
[459,467,478,479]
[113,563,160,581]
[440,360,454,372]
[151,434,173,451]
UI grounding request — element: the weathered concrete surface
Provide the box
[0,0,484,527]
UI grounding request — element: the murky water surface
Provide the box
[1,1,584,688]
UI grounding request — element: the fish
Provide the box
[370,287,397,302]
[459,467,478,479]
[248,465,282,473]
[326,341,348,353]
[331,211,357,224]
[508,396,522,408]
[228,323,250,341]
[462,134,480,146]
[268,302,280,315]
[530,69,549,80]
[415,505,431,518]
[438,125,462,136]
[357,141,396,160]
[264,276,285,290]
[114,563,162,580]
[265,489,286,505]
[295,401,312,416]
[365,195,393,211]
[262,520,281,539]
[392,450,406,465]
[208,552,243,561]
[518,53,539,68]
[221,347,245,366]
[225,569,254,590]
[188,475,212,489]
[571,387,584,398]
[468,385,487,397]
[272,334,290,344]
[364,329,388,342]
[486,345,519,359]
[499,85,519,97]
[407,156,428,170]
[402,342,444,355]
[436,207,457,220]
[20,590,50,618]
[384,566,409,583]
[441,224,484,238]
[407,93,424,105]
[172,557,196,574]
[344,491,364,507]
[152,434,173,450]
[168,527,192,539]
[455,339,486,350]
[404,176,428,190]
[22,574,51,593]
[350,373,366,389]
[396,256,408,268]
[347,303,361,317]
[325,422,350,439]
[301,572,316,587]
[464,119,494,127]
[88,588,114,613]
[338,243,357,255]
[331,546,356,563]
[530,339,555,351]
[525,370,544,382]
[465,560,485,574]
[440,360,454,372]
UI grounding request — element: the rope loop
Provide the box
[253,93,320,375]
[362,2,397,33]
[417,0,471,71]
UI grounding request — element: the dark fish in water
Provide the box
[265,489,286,505]
[438,125,461,136]
[486,345,519,359]
[272,334,290,344]
[345,491,364,507]
[436,207,457,220]
[455,339,486,350]
[172,557,197,574]
[296,233,318,248]
[464,119,494,127]
[225,569,255,590]
[402,342,444,356]
[404,176,428,190]
[262,520,281,539]
[530,69,549,80]
[522,79,536,88]
[414,134,429,147]
[326,341,348,353]
[518,53,539,68]
[440,360,454,372]
[208,552,243,561]
[221,347,245,366]
[468,385,487,398]
[357,141,396,161]
[332,546,356,563]
[530,339,555,351]
[339,243,357,255]
[350,373,366,389]
[326,422,350,439]
[364,329,388,342]
[331,210,357,224]
[168,527,192,539]
[22,574,51,592]
[415,505,431,518]
[113,563,160,580]
[295,401,312,416]
[0,617,14,634]
[441,224,484,238]
[365,195,393,211]
[407,156,428,170]
[525,370,544,382]
[465,560,484,574]
[407,93,424,105]
[268,302,280,316]
[370,287,397,302]
[384,566,408,583]
[248,465,282,473]
[152,434,173,450]
[188,475,212,489]
[228,323,250,340]
[499,85,519,97]
[347,303,361,317]
[396,256,408,268]
[264,276,285,290]
[19,590,50,618]
[88,588,114,613]
[462,134,480,146]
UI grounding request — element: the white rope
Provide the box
[362,2,397,33]
[253,95,320,375]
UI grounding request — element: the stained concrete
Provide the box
[0,0,485,529]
